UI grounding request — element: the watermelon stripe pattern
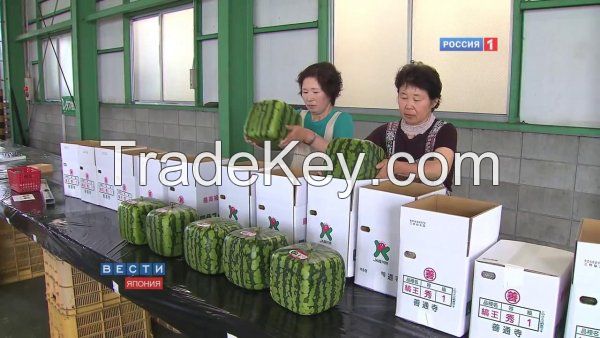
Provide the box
[223,227,288,290]
[270,242,345,315]
[146,204,198,257]
[325,138,386,180]
[184,218,241,274]
[118,197,167,245]
[244,100,302,150]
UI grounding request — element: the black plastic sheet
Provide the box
[0,144,459,338]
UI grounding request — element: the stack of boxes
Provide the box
[43,250,152,338]
[565,218,600,337]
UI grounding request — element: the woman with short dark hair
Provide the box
[365,62,457,191]
[279,62,354,167]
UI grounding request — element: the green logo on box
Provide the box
[320,222,333,241]
[374,240,390,261]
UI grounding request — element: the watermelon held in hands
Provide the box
[270,242,345,315]
[146,203,198,257]
[244,100,302,150]
[118,197,168,245]
[325,138,386,180]
[184,217,242,274]
[222,227,288,290]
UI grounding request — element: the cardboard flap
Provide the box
[65,140,101,147]
[478,240,573,277]
[362,181,445,197]
[579,218,600,244]
[403,195,499,218]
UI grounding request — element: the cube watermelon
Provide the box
[222,227,288,290]
[325,138,386,180]
[146,203,198,257]
[184,217,241,274]
[270,242,345,315]
[244,100,302,149]
[118,197,168,245]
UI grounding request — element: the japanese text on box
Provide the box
[478,298,541,332]
[402,275,454,307]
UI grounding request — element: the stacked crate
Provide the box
[43,250,153,338]
[0,219,44,284]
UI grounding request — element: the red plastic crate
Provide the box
[8,166,41,193]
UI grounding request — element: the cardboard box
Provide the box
[165,155,219,218]
[255,167,307,244]
[470,240,574,338]
[306,177,374,278]
[118,148,165,206]
[138,154,169,202]
[565,218,600,338]
[219,160,264,228]
[78,142,101,204]
[354,182,446,296]
[60,141,100,198]
[95,146,147,210]
[396,195,502,337]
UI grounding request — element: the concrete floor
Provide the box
[0,277,184,338]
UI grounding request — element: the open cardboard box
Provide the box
[255,167,307,244]
[60,140,101,199]
[396,195,502,337]
[565,218,600,338]
[165,155,219,218]
[95,145,147,210]
[219,159,265,228]
[354,181,446,296]
[306,176,375,278]
[470,240,573,338]
[117,148,166,207]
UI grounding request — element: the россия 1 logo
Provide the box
[100,262,165,290]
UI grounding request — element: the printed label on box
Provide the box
[117,190,133,202]
[576,326,600,338]
[402,275,455,307]
[81,179,95,191]
[64,175,79,186]
[98,183,114,196]
[478,298,543,332]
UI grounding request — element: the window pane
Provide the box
[97,0,122,11]
[27,40,37,62]
[202,39,218,104]
[98,16,123,50]
[25,0,37,23]
[162,8,194,102]
[40,0,70,16]
[58,34,73,97]
[520,6,600,128]
[132,16,161,101]
[254,0,318,27]
[42,12,71,26]
[42,39,60,100]
[99,52,125,103]
[202,0,218,35]
[254,29,318,104]
[334,0,409,109]
[412,0,511,114]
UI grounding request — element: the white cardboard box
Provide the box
[60,140,100,198]
[306,177,374,278]
[255,168,307,244]
[565,218,600,338]
[470,240,574,338]
[165,156,219,218]
[118,148,165,207]
[354,182,446,296]
[78,143,100,204]
[218,160,264,228]
[95,146,147,210]
[138,154,169,202]
[396,195,502,337]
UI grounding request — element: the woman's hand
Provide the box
[279,125,313,148]
[375,159,391,179]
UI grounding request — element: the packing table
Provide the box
[0,143,457,338]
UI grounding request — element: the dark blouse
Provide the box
[365,120,458,191]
